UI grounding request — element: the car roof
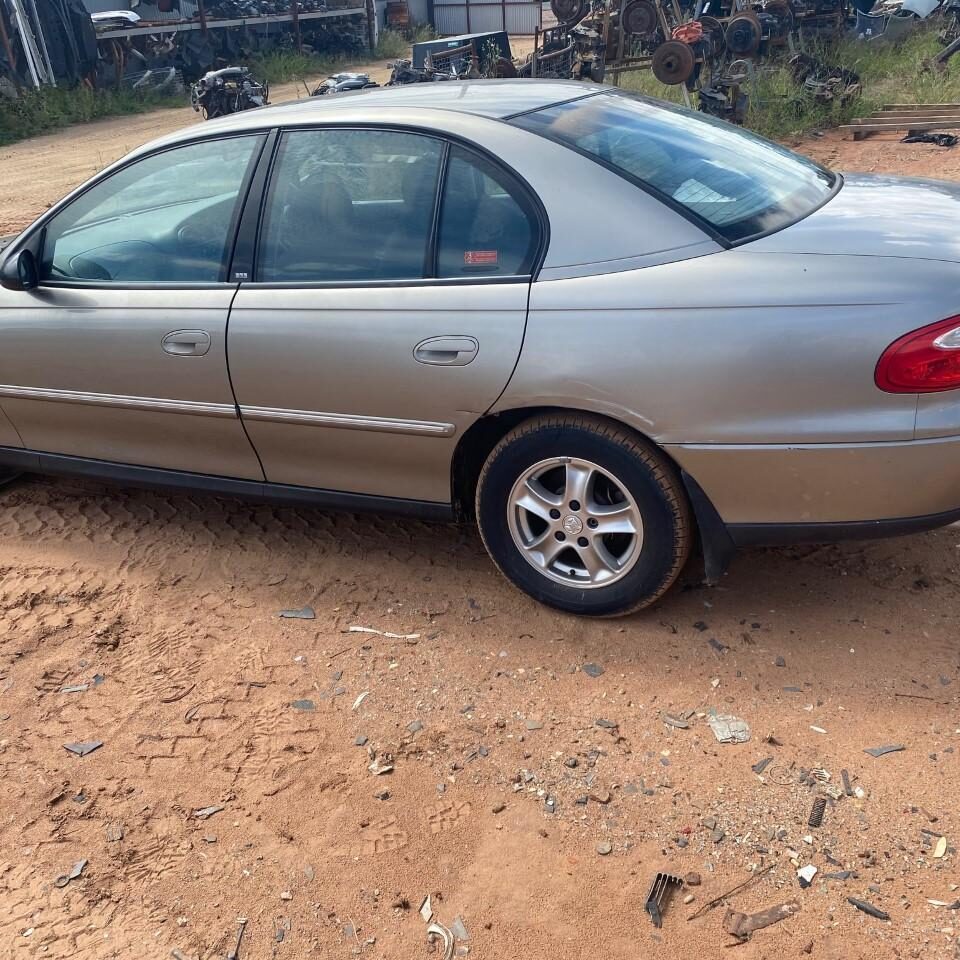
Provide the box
[212,78,602,128]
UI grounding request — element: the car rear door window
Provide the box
[257,129,443,283]
[436,145,538,278]
[40,135,263,283]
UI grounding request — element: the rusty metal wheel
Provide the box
[551,0,588,24]
[652,40,696,85]
[622,0,658,37]
[726,11,762,56]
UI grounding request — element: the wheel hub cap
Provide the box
[507,456,645,589]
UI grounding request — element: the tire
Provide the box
[475,414,692,617]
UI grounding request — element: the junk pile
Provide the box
[0,0,369,93]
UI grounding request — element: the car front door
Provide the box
[0,133,267,480]
[227,128,543,504]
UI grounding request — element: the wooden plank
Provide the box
[880,103,960,110]
[842,120,960,130]
[851,113,960,124]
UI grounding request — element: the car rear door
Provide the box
[0,133,267,480]
[227,127,544,504]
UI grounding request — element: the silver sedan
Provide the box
[2,80,960,616]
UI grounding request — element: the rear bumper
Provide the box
[668,434,960,525]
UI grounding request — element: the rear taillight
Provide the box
[876,316,960,393]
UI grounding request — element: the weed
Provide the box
[375,29,410,60]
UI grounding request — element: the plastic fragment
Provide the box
[279,606,315,619]
[708,714,751,744]
[863,744,905,758]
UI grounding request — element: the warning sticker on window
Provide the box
[464,250,498,266]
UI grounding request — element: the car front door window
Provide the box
[40,135,263,284]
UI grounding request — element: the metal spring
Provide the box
[809,796,827,828]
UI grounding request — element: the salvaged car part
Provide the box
[652,39,696,84]
[551,0,589,24]
[788,52,861,104]
[622,0,659,37]
[645,872,683,927]
[311,72,379,96]
[191,66,268,119]
[726,11,763,55]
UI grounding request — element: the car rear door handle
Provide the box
[413,336,479,366]
[162,329,211,357]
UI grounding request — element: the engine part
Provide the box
[311,72,378,95]
[652,39,696,84]
[726,11,763,55]
[190,66,268,119]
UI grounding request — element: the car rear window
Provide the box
[511,91,836,244]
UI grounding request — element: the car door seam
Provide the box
[226,282,268,482]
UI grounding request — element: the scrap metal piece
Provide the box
[864,744,905,758]
[279,606,315,619]
[63,741,103,757]
[644,872,683,927]
[808,797,827,828]
[752,756,774,775]
[723,900,800,939]
[54,858,87,888]
[841,769,854,796]
[847,897,890,920]
[652,40,696,86]
[662,713,690,729]
[194,805,224,820]
[426,921,454,960]
[708,714,751,744]
[419,894,433,923]
[623,0,658,37]
[226,918,247,960]
[688,864,777,921]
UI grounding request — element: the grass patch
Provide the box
[249,50,345,84]
[618,24,960,140]
[375,28,410,60]
[0,84,185,147]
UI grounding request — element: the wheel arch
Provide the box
[452,405,736,581]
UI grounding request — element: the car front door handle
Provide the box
[413,336,479,366]
[162,329,211,357]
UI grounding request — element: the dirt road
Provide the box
[1,101,960,959]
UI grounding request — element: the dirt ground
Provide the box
[2,85,960,960]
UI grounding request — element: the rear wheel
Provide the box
[476,414,691,616]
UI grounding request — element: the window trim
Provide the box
[26,130,270,291]
[246,122,549,288]
[509,89,842,250]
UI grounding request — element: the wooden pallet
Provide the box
[840,104,960,140]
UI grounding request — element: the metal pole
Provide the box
[7,0,41,87]
[531,25,538,77]
[290,0,301,53]
[24,0,54,84]
[197,0,208,35]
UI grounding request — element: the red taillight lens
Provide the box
[876,316,960,393]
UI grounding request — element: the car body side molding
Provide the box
[0,446,454,521]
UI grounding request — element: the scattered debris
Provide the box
[348,626,421,640]
[525,718,544,730]
[708,638,729,655]
[492,801,506,814]
[724,900,800,940]
[847,897,890,921]
[864,744,905,758]
[903,132,959,147]
[353,692,370,711]
[105,822,124,842]
[291,699,315,711]
[842,769,854,797]
[426,921,454,960]
[662,713,690,729]
[54,858,87,888]
[644,872,683,927]
[797,865,818,888]
[708,714,751,744]
[810,726,827,735]
[226,918,247,960]
[63,741,103,757]
[688,864,777,921]
[752,757,774,775]
[933,836,948,859]
[279,606,315,619]
[419,895,433,923]
[685,872,701,887]
[60,683,89,694]
[808,797,827,828]
[583,662,605,677]
[368,752,394,776]
[194,805,224,820]
[406,720,423,734]
[596,841,613,856]
[450,916,470,941]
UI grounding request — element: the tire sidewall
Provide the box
[477,422,684,616]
